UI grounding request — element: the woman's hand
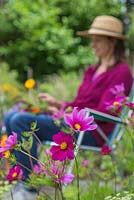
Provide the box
[38,93,56,105]
[38,92,64,109]
[47,106,59,115]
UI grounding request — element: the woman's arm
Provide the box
[38,93,64,109]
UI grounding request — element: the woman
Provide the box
[4,15,133,182]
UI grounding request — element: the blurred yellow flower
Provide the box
[1,134,10,158]
[1,83,11,91]
[24,79,36,89]
[0,83,19,99]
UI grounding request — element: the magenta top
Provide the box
[65,62,133,146]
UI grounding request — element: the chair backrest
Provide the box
[108,81,134,147]
[79,79,134,152]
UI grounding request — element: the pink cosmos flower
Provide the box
[110,83,125,96]
[0,140,5,158]
[61,173,75,184]
[50,131,75,161]
[6,165,24,181]
[125,102,134,110]
[101,145,112,155]
[33,163,45,175]
[0,152,4,158]
[44,162,63,177]
[20,108,29,112]
[41,150,75,184]
[45,149,52,156]
[52,108,65,120]
[64,107,97,132]
[105,96,127,114]
[44,162,74,184]
[52,163,63,174]
[0,132,17,153]
[81,159,89,166]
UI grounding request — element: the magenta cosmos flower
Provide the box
[0,152,4,158]
[50,131,75,161]
[0,132,17,153]
[105,96,127,114]
[125,102,134,110]
[6,165,24,181]
[101,145,112,155]
[64,107,97,132]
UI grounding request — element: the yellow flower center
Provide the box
[113,101,119,106]
[1,134,8,147]
[4,150,10,158]
[60,142,67,150]
[0,135,10,158]
[12,172,17,178]
[74,123,81,130]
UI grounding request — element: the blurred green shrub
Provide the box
[0,0,123,81]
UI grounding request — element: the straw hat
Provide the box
[77,15,127,40]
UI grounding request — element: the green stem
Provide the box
[32,132,42,146]
[126,126,134,150]
[38,190,54,200]
[110,154,117,194]
[55,183,57,200]
[19,149,45,167]
[26,149,34,171]
[59,182,65,200]
[75,157,80,200]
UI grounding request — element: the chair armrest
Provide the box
[85,108,124,124]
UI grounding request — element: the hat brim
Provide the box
[77,29,127,40]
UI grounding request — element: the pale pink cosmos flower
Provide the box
[44,162,74,184]
[64,107,97,132]
[6,165,24,182]
[61,173,75,184]
[81,159,89,166]
[45,149,52,156]
[51,163,64,178]
[33,163,45,175]
[110,83,125,96]
[50,131,75,161]
[44,162,63,177]
[0,132,17,153]
[52,108,65,120]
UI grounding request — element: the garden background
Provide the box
[0,0,134,200]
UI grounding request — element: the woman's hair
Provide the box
[113,39,126,62]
